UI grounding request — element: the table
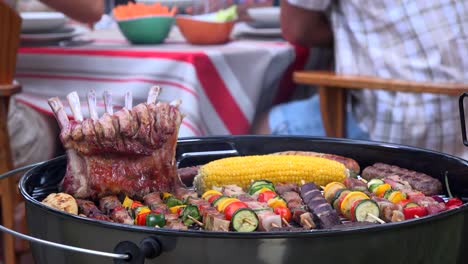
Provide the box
[15,24,310,137]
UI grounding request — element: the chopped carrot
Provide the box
[112,2,177,20]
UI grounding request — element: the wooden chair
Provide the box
[293,71,468,138]
[0,2,22,264]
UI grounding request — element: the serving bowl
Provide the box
[176,15,235,45]
[117,15,175,44]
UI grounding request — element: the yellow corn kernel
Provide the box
[193,155,349,194]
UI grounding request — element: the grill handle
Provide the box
[460,93,468,146]
[0,163,162,264]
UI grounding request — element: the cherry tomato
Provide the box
[446,198,463,207]
[273,206,291,222]
[403,206,428,219]
[257,190,277,203]
[224,201,248,221]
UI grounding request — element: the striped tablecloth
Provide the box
[15,26,309,137]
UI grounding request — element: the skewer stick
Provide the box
[272,223,280,228]
[367,213,386,224]
[359,177,368,184]
[187,215,204,227]
[219,226,228,232]
[414,215,420,219]
[243,218,256,226]
[282,218,291,227]
[304,219,314,229]
[320,186,326,190]
[301,180,306,186]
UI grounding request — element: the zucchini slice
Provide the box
[367,179,384,189]
[248,180,275,195]
[232,208,259,232]
[353,199,380,222]
[212,196,229,207]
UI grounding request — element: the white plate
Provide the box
[21,12,67,33]
[247,7,280,27]
[233,22,282,38]
[21,25,88,42]
[135,0,193,8]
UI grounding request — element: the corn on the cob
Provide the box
[193,155,349,194]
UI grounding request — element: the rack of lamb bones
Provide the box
[48,87,184,199]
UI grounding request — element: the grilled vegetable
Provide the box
[194,155,349,194]
[324,182,346,203]
[232,208,259,232]
[135,207,151,225]
[169,205,186,214]
[267,196,287,209]
[146,213,166,227]
[180,205,201,226]
[217,198,240,212]
[387,191,406,204]
[248,180,275,195]
[257,190,277,203]
[41,193,78,215]
[202,190,223,200]
[274,206,291,222]
[403,206,428,219]
[165,196,183,208]
[350,199,380,222]
[374,183,392,197]
[340,191,370,218]
[224,201,248,221]
[122,196,133,209]
[212,196,229,207]
[332,189,351,210]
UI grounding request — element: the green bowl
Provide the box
[117,16,175,44]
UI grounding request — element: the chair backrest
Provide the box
[293,71,468,137]
[0,0,22,85]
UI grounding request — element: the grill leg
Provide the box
[0,96,17,264]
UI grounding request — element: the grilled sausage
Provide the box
[362,163,442,195]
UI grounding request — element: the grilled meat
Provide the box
[99,195,133,224]
[178,166,200,187]
[361,163,442,195]
[343,178,368,193]
[300,183,341,228]
[76,199,111,221]
[48,87,184,199]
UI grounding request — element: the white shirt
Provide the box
[287,0,468,159]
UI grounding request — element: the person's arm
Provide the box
[40,0,104,24]
[281,0,333,47]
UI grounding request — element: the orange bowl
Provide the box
[176,16,235,45]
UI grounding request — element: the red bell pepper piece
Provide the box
[131,201,144,209]
[257,190,277,203]
[403,206,428,219]
[273,206,292,222]
[446,198,463,208]
[136,211,151,226]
